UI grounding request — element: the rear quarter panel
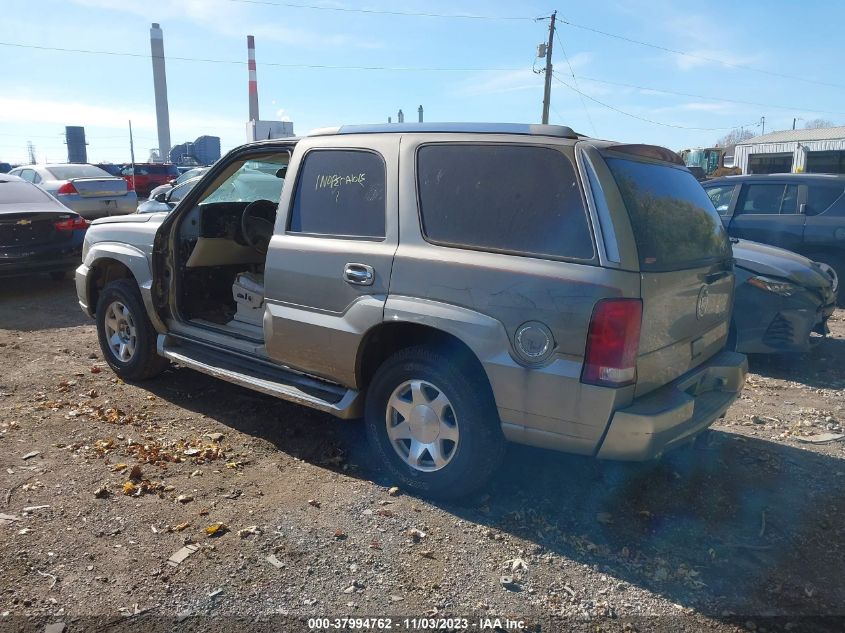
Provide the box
[392,134,641,452]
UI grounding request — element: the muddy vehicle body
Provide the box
[76,123,747,497]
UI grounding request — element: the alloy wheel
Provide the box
[103,301,137,363]
[385,379,460,472]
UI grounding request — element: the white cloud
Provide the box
[68,0,381,50]
[673,49,763,72]
[275,108,292,122]
[681,102,729,112]
[457,52,592,98]
[0,96,246,147]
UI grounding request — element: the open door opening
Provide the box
[171,150,291,341]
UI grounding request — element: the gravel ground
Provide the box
[1,276,844,633]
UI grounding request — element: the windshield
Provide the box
[201,155,287,204]
[46,165,111,180]
[683,149,707,169]
[606,156,731,270]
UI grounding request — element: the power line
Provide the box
[222,0,532,20]
[575,75,845,118]
[559,18,845,91]
[552,72,760,131]
[554,30,596,136]
[0,41,520,72]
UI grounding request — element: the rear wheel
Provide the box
[364,345,505,500]
[95,279,169,381]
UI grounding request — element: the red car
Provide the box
[119,163,180,198]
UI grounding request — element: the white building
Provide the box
[734,126,845,175]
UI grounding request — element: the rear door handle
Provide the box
[343,263,374,286]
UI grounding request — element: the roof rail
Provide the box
[307,122,580,139]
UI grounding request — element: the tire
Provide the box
[49,270,67,281]
[364,345,505,500]
[95,279,169,381]
[809,252,844,306]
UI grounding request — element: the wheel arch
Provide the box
[85,245,166,332]
[355,297,510,400]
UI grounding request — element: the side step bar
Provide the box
[157,334,361,419]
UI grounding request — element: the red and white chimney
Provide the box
[247,35,259,122]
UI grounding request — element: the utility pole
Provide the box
[541,11,557,125]
[128,120,137,193]
[761,115,766,135]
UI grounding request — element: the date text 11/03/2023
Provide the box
[307,617,528,630]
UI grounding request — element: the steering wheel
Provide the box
[241,199,277,254]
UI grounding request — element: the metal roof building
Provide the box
[734,126,845,175]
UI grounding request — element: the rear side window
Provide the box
[47,165,110,180]
[605,157,730,271]
[289,150,385,238]
[807,183,845,215]
[736,183,798,215]
[417,144,593,260]
[149,165,180,176]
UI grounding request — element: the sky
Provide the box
[1,0,844,164]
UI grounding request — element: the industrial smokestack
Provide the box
[65,126,88,163]
[247,35,259,122]
[150,23,171,163]
[418,105,424,123]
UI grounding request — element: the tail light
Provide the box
[54,216,89,232]
[581,298,642,387]
[56,182,78,195]
[125,178,134,191]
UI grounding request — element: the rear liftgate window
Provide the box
[605,157,731,271]
[417,144,594,260]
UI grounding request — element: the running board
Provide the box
[157,334,361,419]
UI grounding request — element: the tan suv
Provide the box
[75,123,747,498]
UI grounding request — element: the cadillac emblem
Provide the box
[696,285,710,320]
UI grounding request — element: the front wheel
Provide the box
[364,345,505,500]
[95,279,169,381]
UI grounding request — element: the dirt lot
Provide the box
[1,276,844,633]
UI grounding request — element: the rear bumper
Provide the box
[596,350,747,460]
[0,237,83,278]
[60,193,138,219]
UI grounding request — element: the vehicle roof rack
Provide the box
[307,123,580,139]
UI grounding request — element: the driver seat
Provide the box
[232,271,265,326]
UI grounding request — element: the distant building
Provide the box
[193,136,221,165]
[246,120,294,142]
[734,126,845,174]
[169,135,221,166]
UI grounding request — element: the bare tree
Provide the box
[803,118,835,129]
[715,128,755,149]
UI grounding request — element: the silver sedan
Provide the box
[8,164,137,219]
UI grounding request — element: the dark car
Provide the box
[136,176,201,214]
[119,163,180,198]
[703,173,845,303]
[147,167,209,201]
[730,238,836,354]
[94,163,124,177]
[0,174,88,279]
